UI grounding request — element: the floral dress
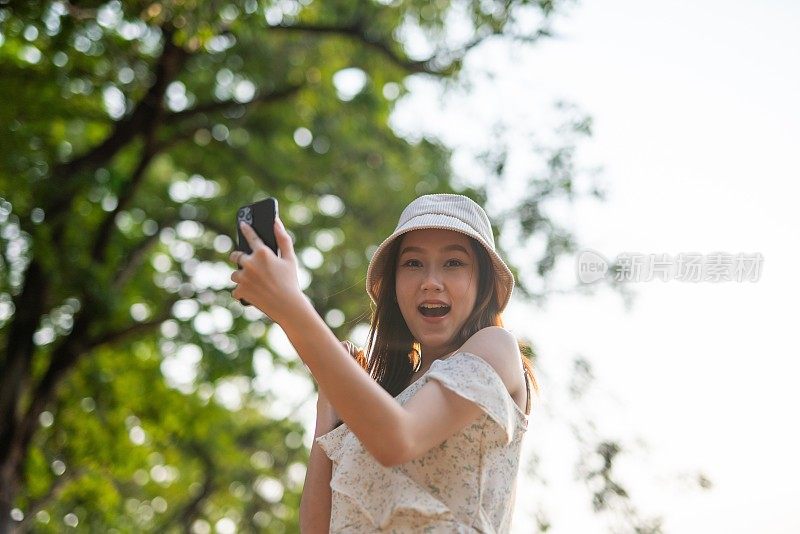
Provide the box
[315,351,530,533]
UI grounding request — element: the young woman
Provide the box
[230,193,536,533]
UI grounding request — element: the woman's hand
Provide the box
[229,217,305,324]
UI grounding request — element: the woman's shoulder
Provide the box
[456,326,522,370]
[465,326,518,347]
[453,327,523,395]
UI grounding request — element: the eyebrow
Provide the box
[400,244,470,256]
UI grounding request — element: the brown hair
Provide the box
[334,233,538,429]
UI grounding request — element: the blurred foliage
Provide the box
[0,0,630,532]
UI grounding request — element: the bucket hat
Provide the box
[366,193,515,312]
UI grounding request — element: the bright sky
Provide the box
[282,0,800,532]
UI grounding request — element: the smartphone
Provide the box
[235,197,279,306]
[236,197,278,255]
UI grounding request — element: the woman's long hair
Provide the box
[334,233,538,429]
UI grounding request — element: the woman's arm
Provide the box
[279,298,408,466]
[232,220,407,466]
[299,393,336,533]
[300,341,356,532]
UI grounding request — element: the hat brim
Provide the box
[366,214,515,312]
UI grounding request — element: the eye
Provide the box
[402,258,466,267]
[401,259,465,268]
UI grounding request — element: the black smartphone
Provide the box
[235,197,279,306]
[236,197,278,255]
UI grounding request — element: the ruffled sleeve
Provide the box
[426,351,519,445]
[315,422,350,464]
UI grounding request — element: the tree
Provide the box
[1,1,593,531]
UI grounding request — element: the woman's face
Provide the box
[395,228,479,358]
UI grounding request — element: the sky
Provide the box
[277,0,800,532]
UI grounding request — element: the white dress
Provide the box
[315,351,530,533]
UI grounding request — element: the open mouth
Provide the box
[418,304,451,318]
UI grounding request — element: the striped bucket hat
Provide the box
[366,193,515,312]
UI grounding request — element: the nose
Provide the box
[421,269,444,292]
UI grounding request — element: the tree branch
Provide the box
[270,22,448,75]
[0,261,47,467]
[111,231,165,291]
[5,302,95,519]
[45,27,189,221]
[156,442,216,530]
[89,81,301,267]
[91,138,160,264]
[84,300,178,351]
[273,19,553,78]
[18,467,86,530]
[164,83,304,126]
[13,295,175,489]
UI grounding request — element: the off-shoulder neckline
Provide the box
[319,351,529,444]
[400,351,530,419]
